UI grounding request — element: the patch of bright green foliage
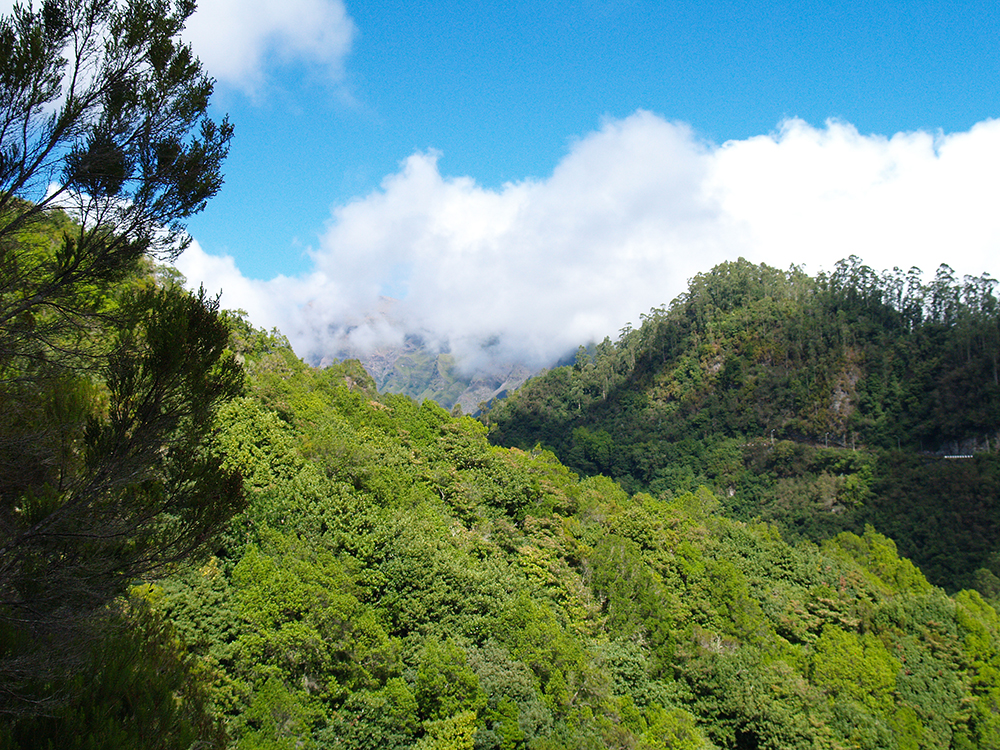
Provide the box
[145,322,1000,749]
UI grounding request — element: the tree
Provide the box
[0,282,245,715]
[0,0,232,365]
[1,594,228,750]
[0,0,241,719]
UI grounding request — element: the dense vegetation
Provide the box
[15,319,970,749]
[1,0,238,741]
[487,257,1000,594]
[7,199,1000,749]
[9,262,1000,746]
[5,4,1000,747]
[0,206,245,742]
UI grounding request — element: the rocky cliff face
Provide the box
[319,332,536,413]
[450,362,535,414]
[309,298,543,412]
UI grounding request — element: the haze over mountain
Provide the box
[177,113,1000,374]
[59,0,990,378]
[311,297,535,413]
[9,0,996,384]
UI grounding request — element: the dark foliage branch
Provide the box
[0,285,245,713]
[0,0,242,721]
[0,0,231,341]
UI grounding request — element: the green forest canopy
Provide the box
[6,180,1000,750]
[487,256,1000,594]
[3,5,1000,740]
[147,316,1000,749]
[8,289,1000,748]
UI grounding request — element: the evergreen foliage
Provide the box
[3,248,998,745]
[487,256,1000,593]
[4,7,1000,741]
[0,0,241,734]
[143,323,1000,748]
[0,222,245,724]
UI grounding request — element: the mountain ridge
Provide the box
[317,317,541,414]
[486,256,1000,593]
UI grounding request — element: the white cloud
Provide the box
[181,0,355,93]
[179,112,1000,369]
[0,0,355,94]
[708,118,1000,278]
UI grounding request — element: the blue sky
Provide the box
[14,0,995,366]
[183,0,999,282]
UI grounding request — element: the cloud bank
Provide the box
[178,112,1000,369]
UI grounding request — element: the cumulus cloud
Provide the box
[709,118,1000,277]
[0,0,355,94]
[181,0,355,93]
[180,112,1000,369]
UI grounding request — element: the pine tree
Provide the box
[0,0,242,719]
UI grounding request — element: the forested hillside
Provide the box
[6,213,1000,747]
[11,304,1000,749]
[6,179,1000,750]
[487,257,1000,594]
[5,316,981,749]
[124,325,1000,748]
[5,5,1000,745]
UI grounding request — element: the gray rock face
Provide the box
[318,332,537,413]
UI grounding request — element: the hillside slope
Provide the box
[487,257,1000,592]
[137,324,1000,750]
[9,262,1000,749]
